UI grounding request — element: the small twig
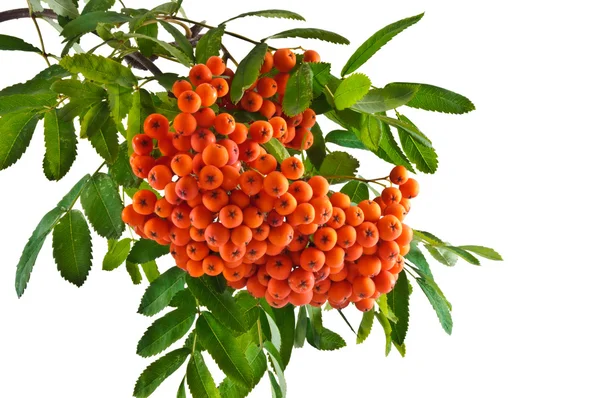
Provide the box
[257,318,264,349]
[322,175,389,187]
[0,8,56,22]
[26,2,51,67]
[221,44,239,67]
[162,17,193,38]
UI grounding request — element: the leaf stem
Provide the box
[87,39,115,54]
[257,317,264,349]
[162,17,193,38]
[322,175,389,187]
[26,1,51,67]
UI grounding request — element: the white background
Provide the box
[1,0,599,397]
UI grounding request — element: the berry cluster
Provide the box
[122,50,420,311]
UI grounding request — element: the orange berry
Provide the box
[202,143,229,167]
[358,199,381,222]
[261,51,274,74]
[280,157,304,180]
[288,268,315,293]
[170,154,193,177]
[299,108,316,129]
[303,50,321,63]
[399,178,420,199]
[273,48,296,72]
[356,222,379,248]
[213,112,236,135]
[300,247,326,272]
[195,83,217,107]
[357,255,382,277]
[173,112,197,136]
[289,181,313,203]
[202,255,224,276]
[355,298,375,312]
[381,187,402,206]
[175,175,199,201]
[377,214,402,241]
[198,165,223,190]
[132,190,157,215]
[257,77,278,98]
[132,134,153,156]
[148,165,173,190]
[389,165,408,185]
[122,204,145,227]
[143,113,169,139]
[211,77,229,97]
[313,227,337,251]
[308,175,329,197]
[206,56,226,75]
[263,171,289,198]
[396,223,413,246]
[172,79,192,98]
[177,90,202,113]
[144,217,170,241]
[328,280,352,304]
[249,120,273,144]
[189,64,212,86]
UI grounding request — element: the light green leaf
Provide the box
[137,307,196,357]
[61,12,131,39]
[133,348,190,398]
[60,54,137,87]
[458,245,503,261]
[372,113,432,148]
[358,113,382,151]
[0,112,41,171]
[0,34,41,53]
[263,341,286,397]
[405,241,433,279]
[388,270,410,347]
[230,43,268,103]
[43,108,77,181]
[294,306,308,348]
[412,230,445,246]
[306,122,326,169]
[51,79,106,100]
[89,118,119,164]
[102,238,131,271]
[334,73,371,110]
[126,33,193,67]
[341,13,424,76]
[127,261,142,284]
[127,89,154,155]
[352,83,416,113]
[82,0,116,14]
[445,246,481,265]
[268,371,283,398]
[80,101,110,138]
[282,63,313,116]
[135,22,159,58]
[340,180,369,203]
[195,25,225,64]
[425,244,458,267]
[357,310,374,344]
[152,92,179,120]
[399,83,476,114]
[319,151,359,184]
[261,309,282,352]
[128,238,170,264]
[196,313,253,388]
[142,260,160,282]
[222,9,305,24]
[0,93,57,116]
[187,351,220,398]
[325,129,366,149]
[261,138,290,164]
[159,21,194,61]
[264,28,349,44]
[52,209,93,286]
[80,172,125,239]
[374,311,393,356]
[107,84,133,127]
[44,0,79,19]
[272,306,295,369]
[139,266,186,316]
[416,275,453,335]
[177,377,187,398]
[308,62,332,97]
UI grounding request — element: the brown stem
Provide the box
[0,8,56,22]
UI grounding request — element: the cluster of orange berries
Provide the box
[122,50,420,311]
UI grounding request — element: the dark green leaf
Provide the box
[126,33,193,67]
[0,65,69,98]
[398,117,438,173]
[135,23,159,58]
[0,34,40,53]
[373,113,432,147]
[137,307,196,357]
[196,313,253,387]
[261,138,290,164]
[376,121,415,172]
[128,238,170,263]
[133,348,190,398]
[445,246,481,265]
[59,100,90,122]
[268,371,283,398]
[317,328,346,350]
[152,92,179,119]
[334,73,371,110]
[412,229,445,246]
[218,344,267,398]
[272,306,295,369]
[45,0,79,19]
[222,9,304,24]
[187,351,219,398]
[282,63,313,116]
[310,94,333,115]
[186,275,247,333]
[107,84,133,127]
[195,25,225,64]
[80,172,125,239]
[230,43,268,103]
[109,142,141,187]
[52,209,93,286]
[235,292,260,330]
[458,245,503,261]
[170,289,196,311]
[325,129,366,149]
[306,122,325,169]
[357,310,374,344]
[142,260,160,282]
[388,270,410,347]
[352,83,416,113]
[89,117,119,164]
[43,108,77,180]
[425,244,458,267]
[319,151,359,184]
[82,0,116,14]
[416,276,453,334]
[139,266,186,316]
[374,311,393,356]
[51,79,106,100]
[263,341,286,397]
[0,93,56,116]
[397,83,476,114]
[177,377,187,398]
[80,101,110,138]
[127,260,142,284]
[265,28,349,44]
[127,89,154,154]
[260,307,281,351]
[405,241,433,279]
[103,238,131,271]
[340,180,369,203]
[308,62,332,97]
[341,13,423,76]
[60,54,137,87]
[294,306,308,348]
[159,21,194,61]
[0,112,40,171]
[61,12,131,39]
[358,114,382,151]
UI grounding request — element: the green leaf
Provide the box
[268,371,283,398]
[374,311,393,356]
[82,0,116,14]
[60,54,137,87]
[397,116,438,173]
[325,129,366,149]
[218,344,267,398]
[89,118,119,164]
[0,93,57,116]
[377,293,397,323]
[372,113,432,148]
[230,43,268,103]
[425,244,458,267]
[0,34,40,53]
[265,28,350,44]
[308,62,332,97]
[52,210,93,286]
[263,341,286,397]
[340,180,369,203]
[142,260,160,282]
[128,262,141,285]
[135,23,159,58]
[306,122,325,169]
[405,241,433,279]
[80,172,125,239]
[0,65,69,97]
[43,109,77,181]
[388,270,410,347]
[187,351,220,398]
[261,138,290,164]
[222,9,305,24]
[357,310,374,344]
[398,83,476,114]
[137,307,196,357]
[319,151,359,184]
[341,13,424,76]
[186,275,248,333]
[177,377,187,398]
[80,101,110,138]
[159,21,194,61]
[196,313,253,387]
[272,306,295,368]
[0,112,41,171]
[44,0,79,19]
[444,246,481,265]
[294,306,308,348]
[126,33,193,67]
[109,142,141,187]
[195,25,225,64]
[236,291,260,330]
[352,83,417,113]
[412,230,445,246]
[152,92,179,120]
[127,89,154,155]
[102,238,131,271]
[59,100,90,123]
[51,79,106,100]
[458,245,503,261]
[107,84,133,127]
[139,266,186,316]
[358,114,382,151]
[334,73,371,110]
[133,348,190,398]
[282,63,313,116]
[416,276,453,334]
[260,309,281,352]
[128,238,170,263]
[61,12,131,39]
[317,328,346,350]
